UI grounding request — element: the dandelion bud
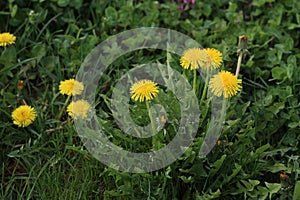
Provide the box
[17,80,23,91]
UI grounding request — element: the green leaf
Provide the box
[188,161,208,178]
[266,162,289,173]
[179,175,193,183]
[0,46,16,66]
[223,164,242,184]
[1,91,16,103]
[239,179,260,192]
[294,181,300,200]
[69,0,82,9]
[195,189,221,200]
[7,149,20,157]
[104,190,121,197]
[231,179,260,195]
[209,155,227,177]
[105,6,118,25]
[252,0,275,7]
[31,43,46,64]
[278,86,293,100]
[57,0,69,7]
[10,4,18,17]
[266,102,285,115]
[271,67,286,80]
[288,122,300,128]
[255,143,271,155]
[265,182,281,200]
[256,186,269,200]
[287,55,296,80]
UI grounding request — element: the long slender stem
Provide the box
[198,98,227,158]
[147,179,151,200]
[193,69,197,93]
[235,53,243,77]
[220,98,227,122]
[57,95,71,120]
[146,101,156,134]
[200,71,209,103]
[146,100,157,148]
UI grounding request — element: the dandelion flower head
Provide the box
[205,48,223,69]
[130,79,159,102]
[67,100,91,119]
[0,32,16,47]
[59,79,84,96]
[209,70,242,98]
[11,105,37,127]
[238,35,249,52]
[180,48,210,70]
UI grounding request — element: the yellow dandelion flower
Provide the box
[130,79,159,102]
[205,48,223,68]
[0,32,16,47]
[180,48,210,70]
[59,79,84,96]
[11,105,37,128]
[209,70,242,98]
[67,100,91,119]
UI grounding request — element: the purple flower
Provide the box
[178,4,184,11]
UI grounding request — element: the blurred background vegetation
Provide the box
[1,0,300,199]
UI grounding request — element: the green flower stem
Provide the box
[57,95,71,120]
[218,98,227,142]
[146,100,157,148]
[220,98,227,121]
[199,98,227,160]
[235,53,243,77]
[193,69,197,93]
[200,71,209,103]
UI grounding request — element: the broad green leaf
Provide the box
[196,189,221,200]
[104,190,121,197]
[105,6,118,25]
[0,46,16,66]
[209,154,227,177]
[271,67,286,80]
[10,4,18,17]
[265,182,281,200]
[187,161,208,178]
[31,43,46,64]
[179,175,193,183]
[252,0,275,7]
[223,164,242,184]
[287,55,296,80]
[256,186,269,200]
[293,181,300,200]
[266,162,292,173]
[266,102,285,115]
[231,179,260,195]
[69,0,82,9]
[57,0,69,7]
[255,144,271,155]
[288,122,300,128]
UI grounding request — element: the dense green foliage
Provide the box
[1,0,300,199]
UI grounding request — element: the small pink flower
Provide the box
[178,5,184,11]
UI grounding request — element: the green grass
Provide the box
[1,0,300,199]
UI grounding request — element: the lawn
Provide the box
[1,0,300,199]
